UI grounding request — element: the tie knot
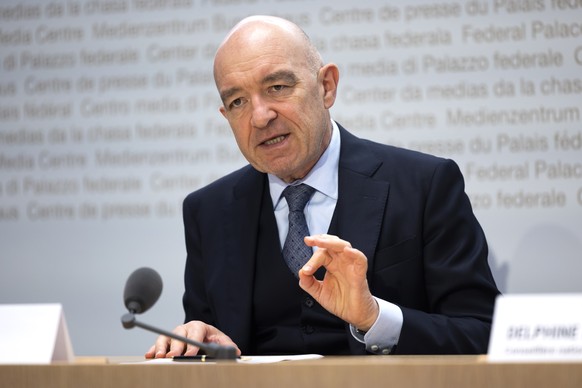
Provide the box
[282,184,315,212]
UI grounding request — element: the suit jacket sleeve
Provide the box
[382,158,499,354]
[182,190,215,325]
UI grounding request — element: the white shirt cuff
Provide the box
[349,297,403,354]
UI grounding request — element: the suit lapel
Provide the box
[331,126,390,279]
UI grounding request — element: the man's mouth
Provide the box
[263,135,286,146]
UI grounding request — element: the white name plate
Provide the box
[488,294,582,362]
[0,303,74,364]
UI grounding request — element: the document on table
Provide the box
[240,354,323,364]
[127,354,323,364]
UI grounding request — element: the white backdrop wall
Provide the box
[0,0,581,356]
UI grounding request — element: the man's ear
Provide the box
[319,63,340,109]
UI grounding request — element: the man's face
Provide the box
[214,26,336,183]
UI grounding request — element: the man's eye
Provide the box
[270,85,286,92]
[230,98,243,109]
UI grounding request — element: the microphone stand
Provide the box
[121,312,238,360]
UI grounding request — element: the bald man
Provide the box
[147,15,499,358]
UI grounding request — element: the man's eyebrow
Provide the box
[219,71,299,104]
[262,70,299,85]
[220,86,241,104]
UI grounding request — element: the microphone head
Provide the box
[123,267,163,314]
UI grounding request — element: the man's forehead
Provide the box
[217,56,295,85]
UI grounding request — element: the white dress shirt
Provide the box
[268,120,403,354]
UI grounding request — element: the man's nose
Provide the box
[250,96,277,128]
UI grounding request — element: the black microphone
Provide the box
[123,267,163,314]
[121,267,238,360]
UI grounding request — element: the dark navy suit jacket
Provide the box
[181,124,500,355]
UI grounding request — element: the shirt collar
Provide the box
[269,120,340,208]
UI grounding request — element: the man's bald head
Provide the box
[213,15,323,83]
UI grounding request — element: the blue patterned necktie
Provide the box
[281,184,316,277]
